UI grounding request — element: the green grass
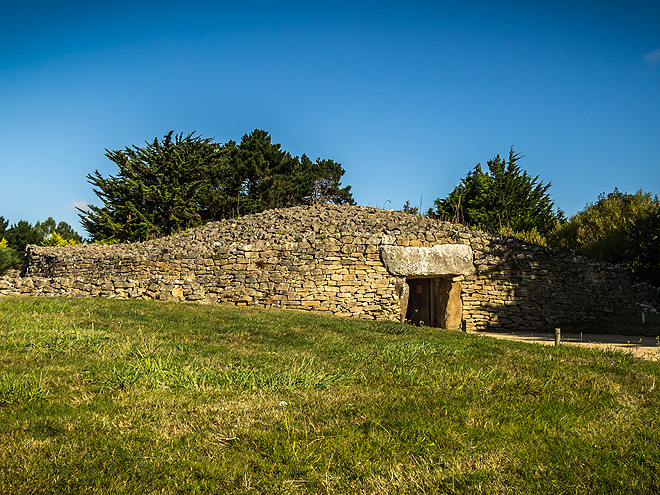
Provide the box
[1,297,659,494]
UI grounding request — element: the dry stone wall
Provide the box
[0,204,637,330]
[463,238,635,330]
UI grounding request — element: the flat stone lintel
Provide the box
[380,244,475,277]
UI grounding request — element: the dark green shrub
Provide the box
[0,238,20,276]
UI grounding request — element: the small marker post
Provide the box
[554,328,561,346]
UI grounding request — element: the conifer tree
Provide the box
[224,130,354,215]
[431,149,562,235]
[79,130,354,242]
[79,132,231,241]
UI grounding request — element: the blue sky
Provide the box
[2,0,659,235]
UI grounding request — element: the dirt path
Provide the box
[477,330,660,360]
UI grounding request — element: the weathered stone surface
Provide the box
[439,280,462,330]
[395,280,409,323]
[380,244,475,277]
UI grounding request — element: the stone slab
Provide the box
[380,244,475,277]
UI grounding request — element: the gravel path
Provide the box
[477,330,660,360]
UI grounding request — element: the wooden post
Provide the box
[554,328,561,346]
[461,319,467,333]
[642,313,646,325]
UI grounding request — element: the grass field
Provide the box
[1,296,659,494]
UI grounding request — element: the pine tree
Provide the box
[79,130,354,242]
[79,132,230,241]
[432,149,562,235]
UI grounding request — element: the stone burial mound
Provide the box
[1,204,639,331]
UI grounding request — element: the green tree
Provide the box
[0,237,19,275]
[226,130,353,215]
[226,129,302,215]
[549,189,660,285]
[401,201,420,216]
[297,155,354,206]
[0,217,84,271]
[80,130,354,242]
[4,220,44,251]
[35,217,84,243]
[79,131,231,242]
[55,221,84,243]
[431,148,563,235]
[1,220,41,271]
[41,231,83,246]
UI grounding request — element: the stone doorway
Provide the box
[405,277,463,329]
[406,278,435,326]
[380,244,474,329]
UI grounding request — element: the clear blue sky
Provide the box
[2,0,659,235]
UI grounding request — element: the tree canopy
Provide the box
[549,189,660,285]
[0,216,82,252]
[79,130,354,242]
[0,216,83,273]
[0,237,16,275]
[80,132,229,241]
[430,149,563,236]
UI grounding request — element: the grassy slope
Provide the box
[0,297,659,494]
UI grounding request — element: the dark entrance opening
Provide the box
[405,278,435,326]
[405,277,461,329]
